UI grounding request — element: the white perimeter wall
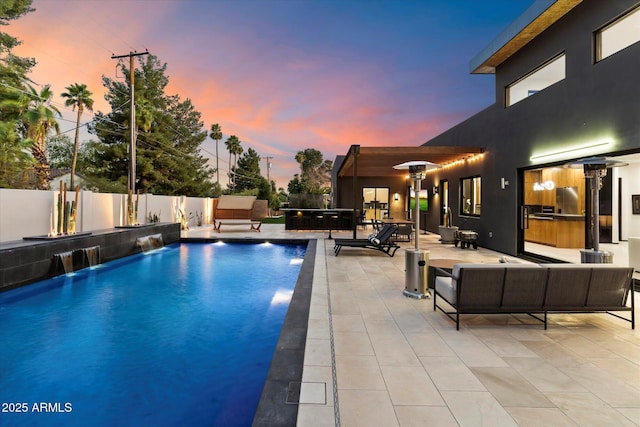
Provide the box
[0,189,214,243]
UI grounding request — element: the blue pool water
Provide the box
[0,242,306,427]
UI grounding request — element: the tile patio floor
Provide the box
[182,224,640,427]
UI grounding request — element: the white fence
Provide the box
[0,188,213,243]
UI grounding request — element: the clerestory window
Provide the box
[505,53,565,107]
[595,5,640,62]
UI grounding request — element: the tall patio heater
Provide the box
[393,161,441,298]
[566,156,627,263]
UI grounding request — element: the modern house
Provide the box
[333,0,640,260]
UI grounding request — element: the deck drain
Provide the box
[286,381,301,404]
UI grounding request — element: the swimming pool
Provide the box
[0,241,307,427]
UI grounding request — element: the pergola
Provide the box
[337,145,484,178]
[336,145,484,238]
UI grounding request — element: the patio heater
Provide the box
[566,156,627,263]
[393,161,441,298]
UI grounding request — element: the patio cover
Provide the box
[336,145,484,178]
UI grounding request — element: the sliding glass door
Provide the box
[362,188,389,221]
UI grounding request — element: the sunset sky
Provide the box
[10,0,532,188]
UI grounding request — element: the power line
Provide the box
[14,4,287,189]
[1,80,262,187]
[3,61,274,190]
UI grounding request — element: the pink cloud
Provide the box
[8,0,494,188]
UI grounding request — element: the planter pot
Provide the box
[439,225,459,244]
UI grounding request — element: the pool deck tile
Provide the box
[183,224,640,427]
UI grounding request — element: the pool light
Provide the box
[270,289,294,306]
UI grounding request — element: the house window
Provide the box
[460,176,481,216]
[595,5,640,61]
[505,53,565,107]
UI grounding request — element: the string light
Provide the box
[425,153,485,172]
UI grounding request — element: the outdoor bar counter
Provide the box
[282,208,354,231]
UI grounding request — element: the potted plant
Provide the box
[438,207,458,244]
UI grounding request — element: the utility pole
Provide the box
[111,50,149,196]
[265,156,273,183]
[265,156,273,217]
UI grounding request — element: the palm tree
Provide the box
[225,135,240,188]
[232,142,243,170]
[231,139,243,191]
[209,123,222,184]
[21,84,61,189]
[61,83,94,188]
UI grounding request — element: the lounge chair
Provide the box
[333,224,400,257]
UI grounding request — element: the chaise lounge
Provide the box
[333,224,400,257]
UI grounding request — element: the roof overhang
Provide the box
[337,146,484,178]
[470,0,582,74]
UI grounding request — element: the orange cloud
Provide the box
[8,0,488,188]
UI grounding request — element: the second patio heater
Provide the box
[393,160,441,298]
[566,156,627,263]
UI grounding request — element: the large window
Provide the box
[460,176,481,216]
[505,53,565,107]
[595,5,640,61]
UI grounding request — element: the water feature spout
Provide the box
[55,251,74,274]
[136,234,164,252]
[83,246,101,267]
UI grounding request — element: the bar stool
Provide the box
[314,213,325,230]
[323,211,339,239]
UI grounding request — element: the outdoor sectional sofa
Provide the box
[433,263,635,330]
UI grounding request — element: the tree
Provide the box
[46,134,95,177]
[269,186,286,211]
[295,148,322,175]
[0,0,36,188]
[20,84,61,189]
[46,134,73,169]
[61,83,94,188]
[91,54,215,196]
[209,123,222,184]
[0,0,35,79]
[0,121,32,188]
[230,147,273,205]
[231,141,243,190]
[224,135,241,190]
[289,148,332,194]
[287,174,305,194]
[315,159,333,191]
[234,148,263,192]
